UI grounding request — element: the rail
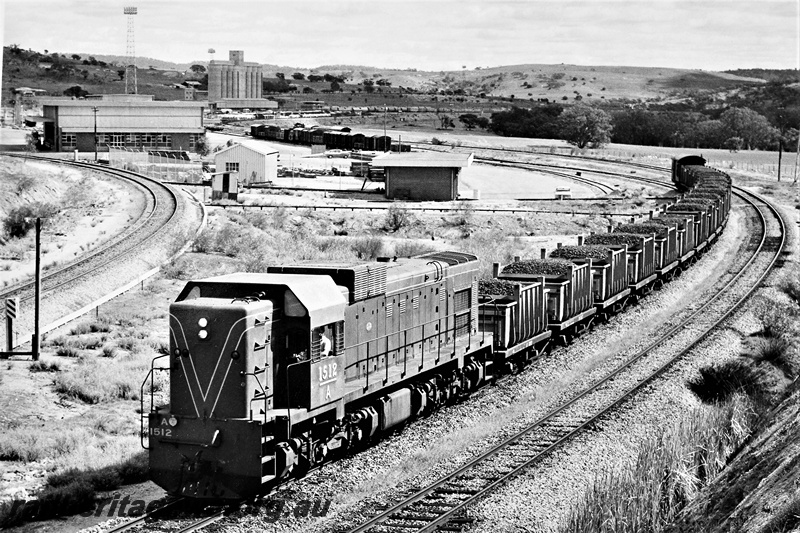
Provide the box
[345,182,785,533]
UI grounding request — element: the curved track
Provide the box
[344,186,785,533]
[0,156,180,340]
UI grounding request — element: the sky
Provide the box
[2,0,799,72]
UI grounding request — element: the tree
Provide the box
[195,134,210,156]
[459,113,480,130]
[489,104,564,138]
[330,81,341,92]
[275,72,285,80]
[190,64,206,74]
[63,85,89,98]
[292,72,305,80]
[71,54,81,61]
[308,74,324,83]
[719,107,777,150]
[117,69,125,81]
[558,104,612,148]
[438,114,455,130]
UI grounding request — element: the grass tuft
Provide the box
[29,357,61,373]
[687,360,765,404]
[559,397,754,533]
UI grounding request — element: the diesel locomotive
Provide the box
[142,156,731,500]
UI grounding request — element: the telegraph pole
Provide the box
[33,218,41,361]
[92,106,99,162]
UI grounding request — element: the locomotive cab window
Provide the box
[311,323,340,360]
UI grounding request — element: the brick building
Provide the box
[374,153,474,201]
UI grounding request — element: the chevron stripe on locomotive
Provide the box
[142,155,730,500]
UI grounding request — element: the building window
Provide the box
[158,134,171,148]
[142,133,157,148]
[126,133,139,146]
[61,133,76,150]
[109,133,125,148]
[225,162,240,173]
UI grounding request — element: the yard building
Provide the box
[39,94,206,153]
[374,152,474,201]
[213,142,278,186]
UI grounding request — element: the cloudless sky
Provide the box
[2,0,799,71]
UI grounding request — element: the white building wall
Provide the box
[214,145,278,185]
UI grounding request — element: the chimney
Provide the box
[577,235,584,246]
[492,262,500,278]
[540,248,546,259]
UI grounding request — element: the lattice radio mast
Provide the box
[124,6,138,94]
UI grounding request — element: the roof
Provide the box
[40,98,206,108]
[193,273,346,327]
[373,152,474,168]
[213,142,279,158]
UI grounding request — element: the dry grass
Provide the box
[53,351,159,404]
[559,396,755,533]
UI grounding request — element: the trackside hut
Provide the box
[213,142,278,185]
[375,152,474,201]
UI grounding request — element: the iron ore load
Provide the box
[142,156,731,500]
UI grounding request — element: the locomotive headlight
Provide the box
[198,318,208,328]
[168,416,178,427]
[198,329,208,340]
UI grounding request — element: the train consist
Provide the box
[143,156,730,500]
[249,124,410,152]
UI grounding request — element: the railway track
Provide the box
[407,140,669,174]
[0,155,181,345]
[343,185,785,533]
[101,498,232,533]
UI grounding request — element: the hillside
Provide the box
[3,45,770,107]
[668,380,800,532]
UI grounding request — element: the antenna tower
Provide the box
[124,6,138,94]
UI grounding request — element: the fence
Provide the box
[108,147,204,184]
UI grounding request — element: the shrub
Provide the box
[750,336,795,377]
[55,346,80,358]
[53,353,153,403]
[30,358,61,372]
[352,236,384,260]
[779,273,800,305]
[450,201,474,226]
[687,360,765,403]
[384,204,411,232]
[101,345,117,358]
[751,297,796,338]
[2,203,59,239]
[394,241,436,258]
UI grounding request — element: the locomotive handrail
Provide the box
[140,353,171,449]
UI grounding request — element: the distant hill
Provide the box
[71,53,207,72]
[724,68,800,84]
[2,45,778,107]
